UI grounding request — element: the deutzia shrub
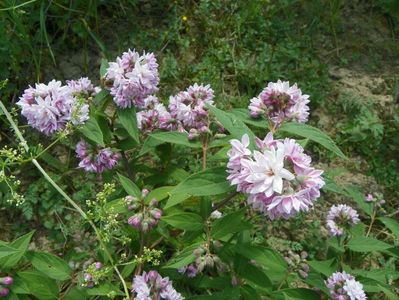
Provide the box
[0,48,397,300]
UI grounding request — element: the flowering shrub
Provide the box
[0,48,398,300]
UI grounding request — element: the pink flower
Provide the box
[326,204,360,236]
[248,80,310,126]
[227,133,324,219]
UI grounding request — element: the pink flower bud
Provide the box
[95,262,102,270]
[0,287,9,297]
[151,209,162,220]
[147,270,159,282]
[149,199,158,207]
[84,273,92,282]
[1,276,13,286]
[141,189,149,198]
[128,215,142,228]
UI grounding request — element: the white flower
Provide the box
[210,210,222,219]
[344,279,367,300]
[241,143,294,196]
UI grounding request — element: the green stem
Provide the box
[0,101,130,299]
[366,207,377,238]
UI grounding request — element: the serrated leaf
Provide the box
[149,131,202,148]
[28,252,72,280]
[379,217,399,237]
[80,116,104,146]
[207,105,255,145]
[347,236,392,252]
[0,231,34,268]
[279,122,346,159]
[211,209,252,239]
[117,106,139,143]
[18,270,59,300]
[308,258,338,277]
[162,212,204,231]
[165,167,233,209]
[118,173,141,198]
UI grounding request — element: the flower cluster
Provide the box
[168,83,215,137]
[365,193,385,206]
[75,140,121,173]
[136,96,172,133]
[284,250,309,279]
[326,204,360,236]
[126,189,163,232]
[248,80,310,126]
[178,264,198,278]
[66,77,100,97]
[326,271,367,300]
[17,79,91,134]
[192,244,227,274]
[227,133,324,219]
[105,49,159,108]
[82,262,105,288]
[0,276,13,298]
[132,270,184,300]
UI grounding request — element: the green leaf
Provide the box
[162,212,204,231]
[211,209,252,239]
[80,116,104,146]
[18,270,59,300]
[149,131,202,148]
[207,105,255,145]
[165,167,233,209]
[379,217,399,237]
[235,244,287,283]
[100,58,109,77]
[237,262,272,290]
[273,288,321,300]
[0,231,34,268]
[86,283,125,296]
[144,186,174,203]
[240,285,262,300]
[138,136,165,156]
[163,244,200,269]
[347,236,392,252]
[28,252,72,280]
[231,108,268,128]
[118,173,141,198]
[117,106,139,143]
[64,286,88,300]
[279,122,346,159]
[308,258,337,277]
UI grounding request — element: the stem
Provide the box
[135,232,145,276]
[277,271,290,290]
[366,206,377,237]
[202,137,208,171]
[0,101,130,299]
[212,192,238,212]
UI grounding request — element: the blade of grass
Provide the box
[39,1,56,66]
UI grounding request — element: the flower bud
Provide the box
[95,262,102,270]
[300,251,308,259]
[188,129,199,140]
[141,221,149,232]
[214,133,227,139]
[128,214,142,228]
[302,264,309,273]
[193,247,205,257]
[231,276,238,286]
[1,276,13,286]
[141,189,149,198]
[151,208,162,220]
[147,270,159,282]
[149,199,158,207]
[197,260,206,272]
[298,270,308,279]
[84,273,92,282]
[205,255,214,268]
[0,287,10,297]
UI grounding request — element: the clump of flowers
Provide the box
[178,264,198,278]
[168,83,215,137]
[326,271,367,300]
[126,189,163,232]
[0,276,13,298]
[192,244,227,274]
[82,262,106,288]
[132,270,184,300]
[365,193,385,206]
[17,79,90,135]
[227,133,324,219]
[136,96,172,133]
[66,77,100,97]
[326,204,360,236]
[105,49,159,108]
[75,140,121,173]
[284,250,309,279]
[248,80,310,126]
